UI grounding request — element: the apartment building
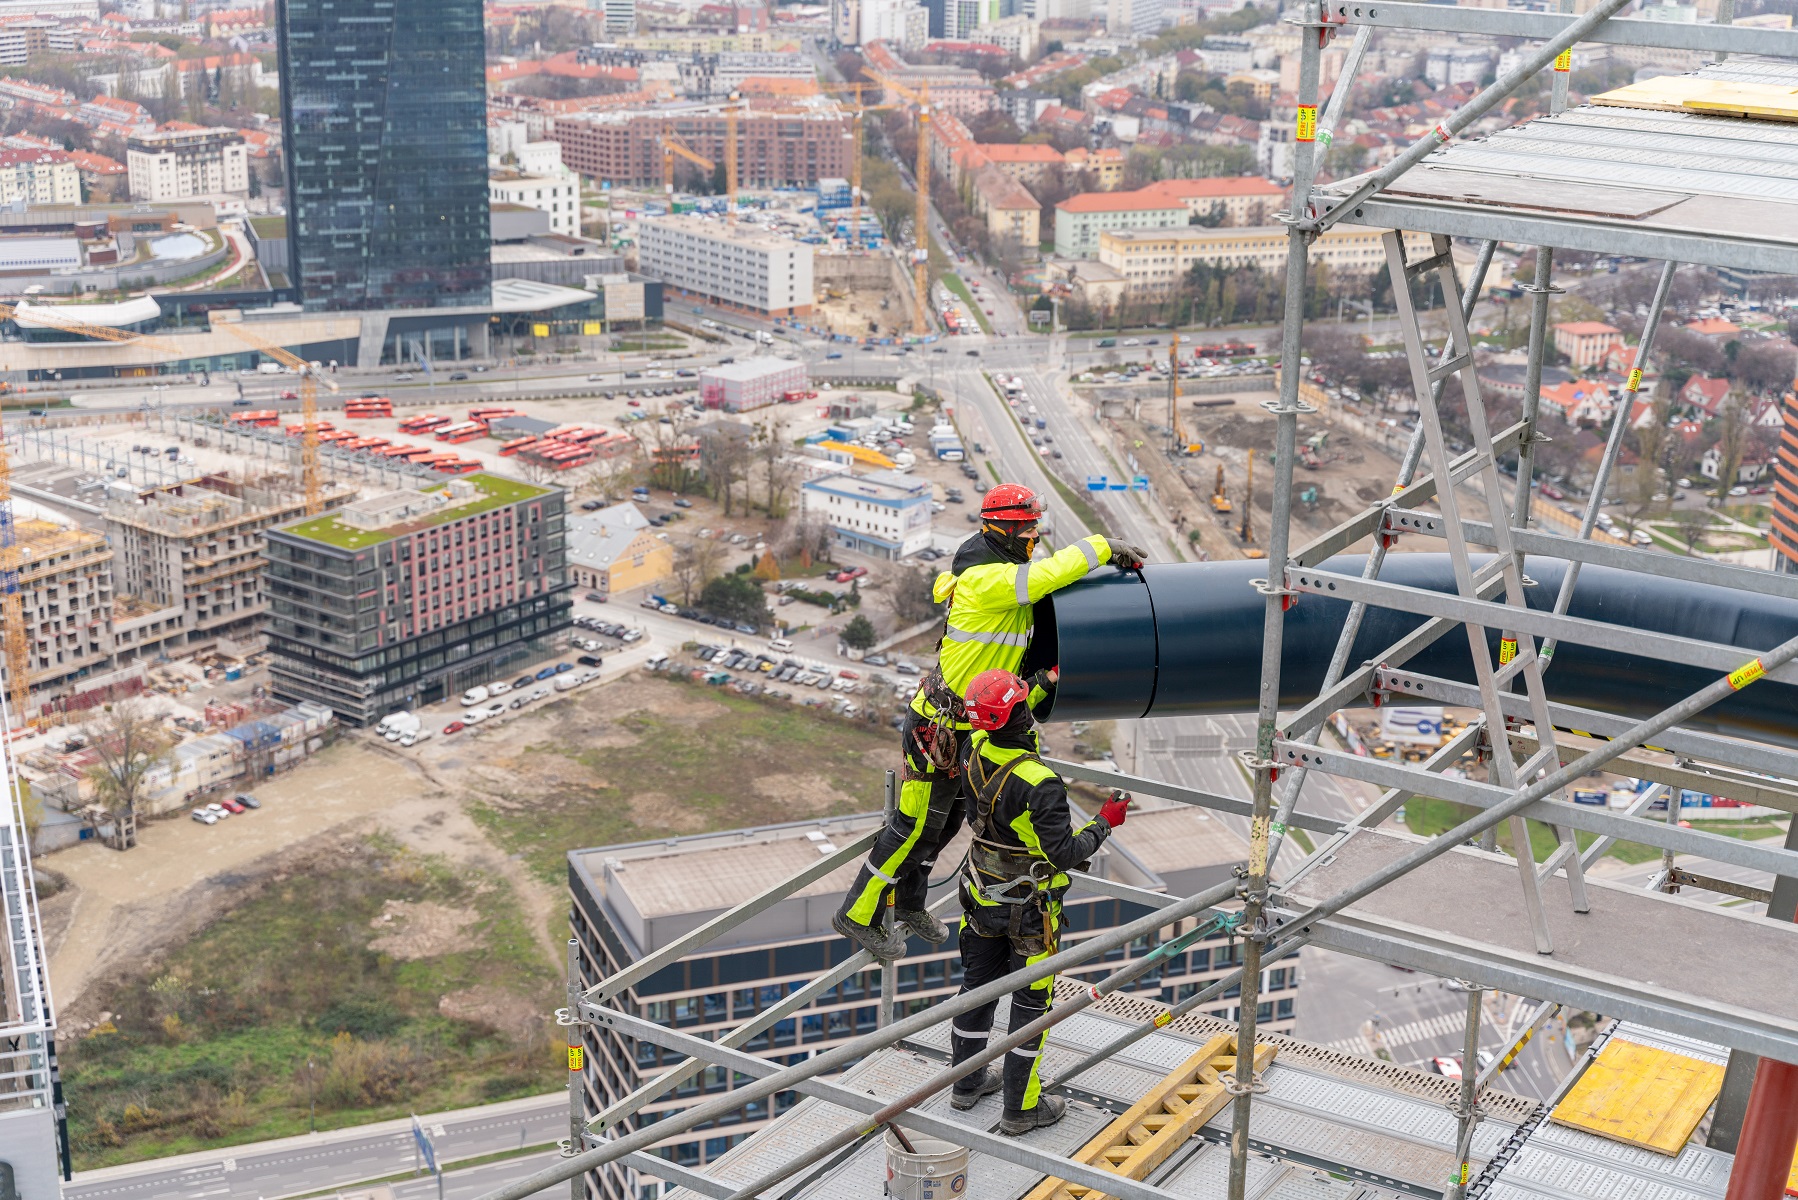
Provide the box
[489,169,580,237]
[638,216,813,318]
[262,474,572,725]
[551,106,853,189]
[0,147,80,205]
[1053,177,1288,257]
[568,804,1291,1199]
[1553,321,1625,370]
[124,126,249,201]
[0,519,113,701]
[0,17,77,65]
[1093,225,1433,299]
[104,475,352,659]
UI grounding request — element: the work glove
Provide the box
[1107,540,1149,571]
[1099,790,1132,828]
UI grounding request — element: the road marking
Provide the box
[222,1160,236,1173]
[1324,1035,1375,1057]
[1378,1011,1469,1048]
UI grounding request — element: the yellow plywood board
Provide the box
[1550,1039,1724,1155]
[1593,77,1798,122]
[1788,1141,1798,1197]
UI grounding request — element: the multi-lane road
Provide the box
[67,1094,566,1200]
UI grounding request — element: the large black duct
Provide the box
[1035,554,1798,745]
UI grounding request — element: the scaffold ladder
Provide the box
[1381,230,1589,954]
[1023,1034,1277,1200]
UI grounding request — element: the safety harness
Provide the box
[963,744,1059,954]
[907,669,968,777]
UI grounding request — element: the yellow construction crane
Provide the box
[865,71,931,335]
[1169,333,1200,456]
[724,95,740,226]
[662,131,716,204]
[0,302,180,350]
[819,82,904,253]
[0,434,32,731]
[215,320,339,515]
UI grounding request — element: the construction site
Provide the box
[466,13,1798,1200]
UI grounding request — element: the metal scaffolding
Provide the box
[480,10,1798,1200]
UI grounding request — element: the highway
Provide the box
[67,1093,565,1200]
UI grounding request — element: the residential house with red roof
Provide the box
[1679,375,1731,417]
[1552,320,1622,369]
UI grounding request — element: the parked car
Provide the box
[489,681,512,696]
[191,807,219,825]
[586,591,607,602]
[444,720,466,735]
[577,653,604,668]
[219,796,247,814]
[234,793,260,809]
[460,686,490,706]
[673,497,693,508]
[513,675,536,689]
[482,702,507,719]
[536,666,558,680]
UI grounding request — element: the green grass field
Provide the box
[63,836,558,1168]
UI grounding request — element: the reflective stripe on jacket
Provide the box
[964,730,1110,905]
[931,533,1111,699]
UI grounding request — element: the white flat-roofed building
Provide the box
[567,804,1285,1199]
[801,469,934,560]
[637,214,813,318]
[698,357,806,412]
[489,168,580,237]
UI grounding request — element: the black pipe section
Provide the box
[1036,554,1798,747]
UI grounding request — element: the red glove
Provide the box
[1099,790,1131,828]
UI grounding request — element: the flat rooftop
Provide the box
[277,473,550,550]
[641,213,809,254]
[572,807,1246,958]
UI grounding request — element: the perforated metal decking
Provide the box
[666,989,1535,1200]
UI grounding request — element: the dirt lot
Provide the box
[46,667,894,1166]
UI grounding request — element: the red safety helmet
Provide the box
[966,668,1030,732]
[981,483,1044,524]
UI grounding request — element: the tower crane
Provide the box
[724,95,740,226]
[661,132,715,205]
[864,70,931,335]
[818,82,902,253]
[0,432,32,731]
[214,320,339,516]
[1,302,181,350]
[1168,333,1200,456]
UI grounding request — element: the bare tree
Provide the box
[752,416,801,519]
[669,536,727,605]
[1676,507,1711,554]
[1711,390,1751,507]
[83,699,172,850]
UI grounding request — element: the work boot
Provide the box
[832,912,909,961]
[1000,1095,1067,1136]
[950,1065,1002,1110]
[895,907,949,944]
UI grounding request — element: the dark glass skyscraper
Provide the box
[276,0,492,311]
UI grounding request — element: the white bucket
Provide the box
[884,1128,969,1199]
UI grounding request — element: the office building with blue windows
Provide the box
[567,802,1299,1200]
[276,0,492,311]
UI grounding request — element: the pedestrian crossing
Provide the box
[1319,1011,1470,1060]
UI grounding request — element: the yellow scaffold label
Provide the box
[1154,1012,1174,1028]
[1499,637,1518,665]
[1295,105,1317,142]
[1628,367,1643,391]
[1555,49,1572,71]
[1729,658,1766,690]
[568,1045,585,1071]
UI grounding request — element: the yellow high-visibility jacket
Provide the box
[914,530,1113,723]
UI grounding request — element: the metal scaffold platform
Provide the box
[477,9,1798,1200]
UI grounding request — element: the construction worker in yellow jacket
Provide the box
[947,667,1130,1133]
[831,482,1147,960]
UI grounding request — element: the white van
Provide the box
[460,686,489,706]
[768,637,795,653]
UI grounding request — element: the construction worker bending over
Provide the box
[947,668,1130,1134]
[831,483,1146,961]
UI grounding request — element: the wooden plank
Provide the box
[1550,1039,1723,1155]
[1025,1036,1278,1200]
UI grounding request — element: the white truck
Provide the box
[378,712,422,741]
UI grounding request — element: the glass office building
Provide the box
[277,0,492,311]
